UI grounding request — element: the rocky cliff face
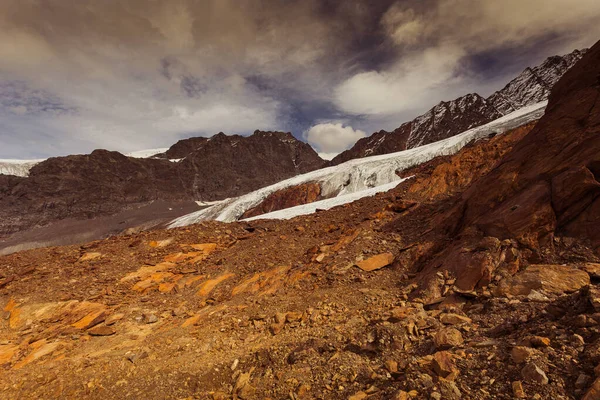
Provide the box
[0,131,325,237]
[487,49,587,114]
[330,48,587,165]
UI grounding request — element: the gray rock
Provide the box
[521,363,549,384]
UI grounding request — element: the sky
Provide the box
[1,0,600,159]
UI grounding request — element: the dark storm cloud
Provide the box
[0,0,599,158]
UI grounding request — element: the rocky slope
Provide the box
[0,39,599,400]
[0,131,325,241]
[330,48,586,165]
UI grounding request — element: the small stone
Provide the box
[385,360,398,373]
[512,381,526,398]
[576,374,592,389]
[212,392,228,400]
[79,252,102,262]
[527,290,550,302]
[511,346,535,364]
[440,313,472,325]
[571,334,585,347]
[286,312,303,323]
[126,350,148,363]
[530,336,551,348]
[269,323,283,335]
[394,390,410,400]
[105,313,125,326]
[143,314,158,324]
[417,373,434,388]
[88,326,116,336]
[355,253,395,271]
[438,379,462,400]
[430,392,442,400]
[433,351,458,379]
[348,392,368,400]
[434,328,464,349]
[275,312,287,324]
[231,359,239,371]
[521,363,548,384]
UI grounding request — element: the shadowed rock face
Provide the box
[454,41,600,251]
[330,49,586,166]
[241,182,322,219]
[0,131,325,238]
[403,39,600,297]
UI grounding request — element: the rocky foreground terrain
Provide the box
[0,40,599,399]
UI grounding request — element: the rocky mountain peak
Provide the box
[330,48,587,166]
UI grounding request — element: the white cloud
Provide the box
[318,152,339,161]
[334,46,466,115]
[334,0,600,117]
[304,123,366,153]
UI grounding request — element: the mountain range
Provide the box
[0,48,587,253]
[329,49,587,165]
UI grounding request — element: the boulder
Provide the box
[494,264,590,296]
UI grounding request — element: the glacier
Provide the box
[169,101,547,227]
[0,159,46,177]
[0,147,172,178]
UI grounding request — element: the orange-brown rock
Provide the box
[512,381,526,398]
[433,351,458,379]
[88,326,116,336]
[494,264,590,296]
[242,182,321,219]
[438,238,503,291]
[582,263,600,279]
[0,344,19,365]
[72,306,108,330]
[583,378,600,400]
[511,346,535,364]
[149,238,174,248]
[408,122,535,201]
[13,340,64,370]
[196,272,235,298]
[355,253,395,272]
[434,328,464,350]
[78,252,102,262]
[448,41,600,253]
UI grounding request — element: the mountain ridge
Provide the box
[329,48,587,165]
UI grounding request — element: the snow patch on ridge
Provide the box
[169,101,547,227]
[126,148,169,158]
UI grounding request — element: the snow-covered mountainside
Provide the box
[488,49,586,114]
[330,48,586,165]
[0,159,46,177]
[170,101,547,227]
